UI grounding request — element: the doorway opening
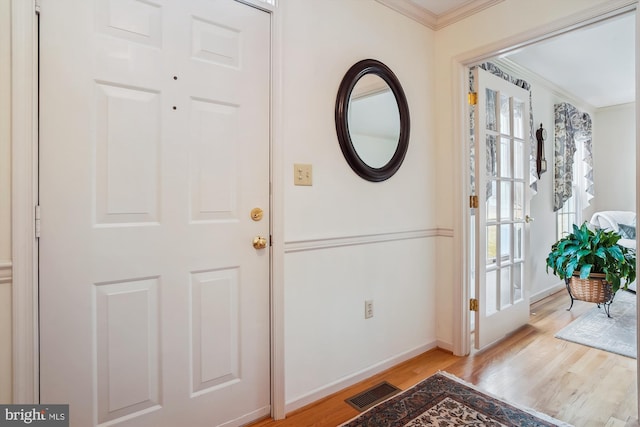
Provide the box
[460,7,637,355]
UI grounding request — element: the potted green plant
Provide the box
[546,222,636,316]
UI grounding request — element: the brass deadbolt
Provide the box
[251,208,264,222]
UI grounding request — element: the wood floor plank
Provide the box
[249,291,638,426]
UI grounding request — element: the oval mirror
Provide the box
[335,59,410,182]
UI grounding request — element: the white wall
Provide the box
[586,103,636,217]
[281,0,437,410]
[433,0,626,348]
[527,76,563,301]
[0,0,13,404]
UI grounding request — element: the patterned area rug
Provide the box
[555,289,636,358]
[340,372,571,427]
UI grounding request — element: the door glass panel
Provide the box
[487,181,497,221]
[500,181,511,220]
[513,99,525,139]
[487,135,497,178]
[500,266,511,309]
[500,137,511,178]
[514,223,523,260]
[487,225,497,266]
[514,140,524,179]
[499,94,510,135]
[513,262,523,302]
[486,89,497,131]
[514,182,524,220]
[500,224,511,260]
[486,269,497,315]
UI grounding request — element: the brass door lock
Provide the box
[253,236,267,249]
[251,208,264,221]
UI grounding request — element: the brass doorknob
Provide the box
[253,236,267,249]
[525,215,535,223]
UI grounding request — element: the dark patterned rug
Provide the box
[340,372,572,427]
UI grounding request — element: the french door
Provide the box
[39,1,271,426]
[473,67,531,349]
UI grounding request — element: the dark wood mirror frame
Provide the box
[335,59,410,182]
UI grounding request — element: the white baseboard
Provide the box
[436,340,453,352]
[530,282,566,304]
[284,341,437,414]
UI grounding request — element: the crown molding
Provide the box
[375,0,437,29]
[436,0,505,29]
[375,0,505,30]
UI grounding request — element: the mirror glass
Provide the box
[348,74,400,168]
[335,59,410,182]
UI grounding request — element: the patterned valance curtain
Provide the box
[553,103,593,211]
[469,63,537,198]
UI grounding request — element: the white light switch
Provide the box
[294,164,312,186]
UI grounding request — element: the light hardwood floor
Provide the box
[249,291,638,427]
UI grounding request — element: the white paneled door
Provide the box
[39,1,271,426]
[473,68,531,350]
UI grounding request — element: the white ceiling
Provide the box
[403,0,635,109]
[505,13,635,109]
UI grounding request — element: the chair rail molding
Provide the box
[284,228,450,253]
[0,261,12,285]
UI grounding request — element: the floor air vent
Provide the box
[345,381,401,412]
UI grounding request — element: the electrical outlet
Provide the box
[365,300,374,319]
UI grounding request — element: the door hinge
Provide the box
[468,92,478,105]
[469,195,478,209]
[469,298,479,312]
[35,205,41,239]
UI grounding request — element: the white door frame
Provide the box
[451,0,639,413]
[11,0,39,405]
[10,0,286,419]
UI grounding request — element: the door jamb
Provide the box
[11,0,39,404]
[10,0,287,419]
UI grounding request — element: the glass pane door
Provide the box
[474,68,530,349]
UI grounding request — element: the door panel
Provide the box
[39,1,271,426]
[474,68,530,350]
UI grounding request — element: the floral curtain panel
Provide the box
[553,103,593,211]
[469,63,537,199]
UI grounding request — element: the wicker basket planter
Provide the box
[565,272,615,317]
[547,223,635,319]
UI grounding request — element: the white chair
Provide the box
[589,210,636,250]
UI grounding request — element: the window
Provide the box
[557,193,577,239]
[556,133,585,239]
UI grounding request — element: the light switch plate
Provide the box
[294,164,312,186]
